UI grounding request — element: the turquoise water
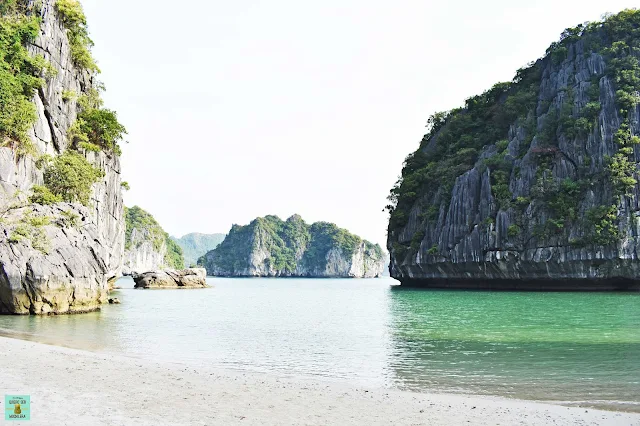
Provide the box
[0,277,638,411]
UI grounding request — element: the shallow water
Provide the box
[1,277,638,411]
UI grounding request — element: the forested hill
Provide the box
[199,215,385,278]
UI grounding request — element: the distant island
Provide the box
[171,233,225,267]
[198,215,385,278]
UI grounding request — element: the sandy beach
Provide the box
[0,336,637,425]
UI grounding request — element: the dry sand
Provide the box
[0,336,638,426]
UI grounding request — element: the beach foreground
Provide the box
[0,336,638,426]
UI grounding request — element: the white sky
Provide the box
[81,0,637,247]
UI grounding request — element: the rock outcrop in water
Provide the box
[0,1,126,314]
[199,215,385,278]
[133,268,208,289]
[387,10,640,290]
[123,206,184,274]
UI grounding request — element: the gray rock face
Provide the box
[388,26,640,290]
[133,268,208,289]
[122,205,184,274]
[0,1,125,314]
[122,228,167,275]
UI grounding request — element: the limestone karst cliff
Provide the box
[123,206,184,274]
[199,215,385,278]
[387,10,640,290]
[0,0,126,313]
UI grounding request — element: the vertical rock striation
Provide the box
[387,11,640,290]
[122,227,168,275]
[0,1,125,314]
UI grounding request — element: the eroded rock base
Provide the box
[133,268,208,289]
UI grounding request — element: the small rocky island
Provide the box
[133,268,208,289]
[199,215,385,278]
[386,10,640,290]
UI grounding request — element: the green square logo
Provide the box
[4,395,30,421]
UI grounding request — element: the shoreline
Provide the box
[1,336,638,425]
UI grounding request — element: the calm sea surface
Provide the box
[1,277,639,411]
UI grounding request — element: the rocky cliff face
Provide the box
[122,227,167,275]
[0,1,125,314]
[199,215,385,278]
[123,206,184,274]
[387,11,640,289]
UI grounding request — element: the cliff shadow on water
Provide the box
[393,277,640,291]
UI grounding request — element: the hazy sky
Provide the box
[80,0,637,247]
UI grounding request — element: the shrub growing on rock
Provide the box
[0,8,48,154]
[42,151,104,205]
[54,0,100,73]
[29,185,62,205]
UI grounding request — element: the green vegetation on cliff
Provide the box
[68,87,128,155]
[125,206,184,269]
[199,215,384,276]
[303,221,365,267]
[54,1,128,155]
[0,2,50,155]
[0,1,127,209]
[171,233,226,267]
[200,221,264,274]
[387,9,640,256]
[54,0,99,72]
[37,152,104,205]
[164,238,185,271]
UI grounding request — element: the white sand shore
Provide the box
[0,336,638,426]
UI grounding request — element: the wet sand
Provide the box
[0,336,638,425]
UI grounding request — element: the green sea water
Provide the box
[388,287,640,411]
[0,277,638,411]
